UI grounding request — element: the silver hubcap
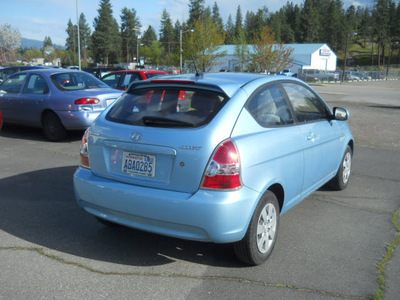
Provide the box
[256,203,277,253]
[342,152,352,184]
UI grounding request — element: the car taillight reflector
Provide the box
[74,98,100,105]
[201,140,242,190]
[80,128,91,168]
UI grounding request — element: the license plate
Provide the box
[122,152,156,177]
[106,99,116,106]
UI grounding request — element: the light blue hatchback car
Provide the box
[73,73,354,265]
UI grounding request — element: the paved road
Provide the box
[0,80,399,299]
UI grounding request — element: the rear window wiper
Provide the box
[141,116,195,127]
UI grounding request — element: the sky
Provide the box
[0,0,378,46]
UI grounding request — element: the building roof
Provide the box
[216,43,334,56]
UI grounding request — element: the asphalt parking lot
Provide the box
[0,80,399,299]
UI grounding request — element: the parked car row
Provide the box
[100,70,169,90]
[1,68,354,265]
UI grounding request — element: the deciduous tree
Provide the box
[250,26,294,73]
[0,24,21,65]
[184,17,225,72]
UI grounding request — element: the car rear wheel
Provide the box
[42,112,67,141]
[329,145,352,190]
[233,191,280,265]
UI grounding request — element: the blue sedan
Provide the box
[0,69,123,141]
[73,73,354,265]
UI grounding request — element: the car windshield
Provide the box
[51,72,109,91]
[106,87,228,128]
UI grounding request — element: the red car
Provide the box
[101,70,169,90]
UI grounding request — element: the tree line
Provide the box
[3,0,400,71]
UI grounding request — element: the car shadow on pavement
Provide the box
[367,105,400,110]
[0,166,241,267]
[0,124,84,142]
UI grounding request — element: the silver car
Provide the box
[0,69,123,141]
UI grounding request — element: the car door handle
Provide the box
[307,133,320,142]
[307,133,316,141]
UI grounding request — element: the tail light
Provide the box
[201,140,242,190]
[74,98,100,105]
[80,128,91,168]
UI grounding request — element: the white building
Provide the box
[209,43,337,73]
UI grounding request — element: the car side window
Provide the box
[282,82,329,123]
[247,84,294,127]
[102,73,122,89]
[122,73,142,89]
[23,74,49,94]
[0,74,27,93]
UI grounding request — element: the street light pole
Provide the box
[137,35,140,67]
[180,29,194,74]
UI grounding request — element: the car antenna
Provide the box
[191,54,203,77]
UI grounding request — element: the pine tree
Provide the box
[300,0,320,42]
[79,13,91,65]
[187,0,205,27]
[120,7,141,65]
[234,6,244,41]
[373,0,390,66]
[225,15,235,44]
[92,0,121,65]
[160,9,176,54]
[212,2,224,33]
[140,26,160,65]
[44,36,53,48]
[65,19,77,63]
[322,0,345,51]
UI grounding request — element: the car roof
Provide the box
[1,66,46,70]
[12,68,90,76]
[135,72,297,98]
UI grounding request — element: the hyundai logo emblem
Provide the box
[130,132,143,141]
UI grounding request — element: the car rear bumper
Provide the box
[73,167,260,243]
[57,110,101,130]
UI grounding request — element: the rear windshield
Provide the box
[106,87,228,128]
[51,72,109,91]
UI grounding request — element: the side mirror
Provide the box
[333,107,349,121]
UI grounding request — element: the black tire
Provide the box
[233,191,280,266]
[42,112,67,141]
[329,145,352,190]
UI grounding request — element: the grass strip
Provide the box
[374,208,400,300]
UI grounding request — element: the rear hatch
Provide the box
[88,83,238,194]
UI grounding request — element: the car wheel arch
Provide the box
[252,183,285,215]
[267,183,284,213]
